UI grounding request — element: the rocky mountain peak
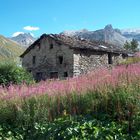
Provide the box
[10,33,36,47]
[104,24,113,31]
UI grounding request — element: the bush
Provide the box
[0,62,34,85]
[1,116,140,140]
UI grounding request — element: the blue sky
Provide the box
[0,0,140,37]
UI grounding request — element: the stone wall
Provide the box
[22,36,125,80]
[73,49,124,76]
[22,37,74,80]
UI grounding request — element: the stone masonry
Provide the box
[20,34,128,81]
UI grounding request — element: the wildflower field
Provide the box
[0,63,140,139]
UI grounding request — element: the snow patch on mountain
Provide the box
[121,28,140,34]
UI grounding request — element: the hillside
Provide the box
[0,35,24,61]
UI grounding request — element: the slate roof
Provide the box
[20,34,129,57]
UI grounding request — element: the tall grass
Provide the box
[120,52,140,65]
[0,63,140,126]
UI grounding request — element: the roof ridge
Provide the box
[20,33,130,58]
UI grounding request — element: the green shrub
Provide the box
[0,62,34,85]
[1,116,140,140]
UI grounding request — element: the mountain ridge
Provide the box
[1,24,140,61]
[61,24,140,47]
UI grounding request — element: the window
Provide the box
[58,56,63,64]
[64,72,68,77]
[50,72,58,79]
[36,72,43,81]
[122,54,127,59]
[57,42,62,46]
[108,53,113,64]
[50,44,53,49]
[32,56,36,65]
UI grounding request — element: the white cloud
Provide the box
[12,32,24,37]
[23,26,40,31]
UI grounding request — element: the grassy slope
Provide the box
[0,35,24,61]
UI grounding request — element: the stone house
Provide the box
[20,34,128,81]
